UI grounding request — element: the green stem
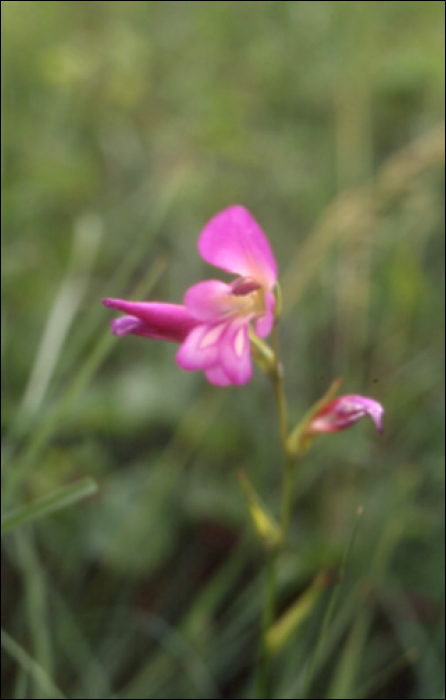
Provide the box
[270,323,295,541]
[271,325,288,451]
[255,551,278,699]
[280,454,295,544]
[255,317,296,699]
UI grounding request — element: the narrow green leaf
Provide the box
[238,471,282,549]
[1,628,66,699]
[1,477,97,534]
[266,573,327,655]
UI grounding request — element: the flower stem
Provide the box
[271,325,288,451]
[279,452,295,544]
[255,319,296,699]
[270,323,295,541]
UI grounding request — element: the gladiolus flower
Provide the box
[307,395,384,434]
[104,205,278,386]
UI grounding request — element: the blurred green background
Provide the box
[1,2,444,698]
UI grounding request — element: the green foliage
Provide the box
[1,1,444,698]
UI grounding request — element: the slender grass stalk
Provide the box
[303,506,364,696]
[2,259,167,508]
[1,629,66,700]
[1,478,98,534]
[255,551,278,699]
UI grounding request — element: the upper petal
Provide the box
[198,206,278,289]
[103,298,198,343]
[183,280,234,321]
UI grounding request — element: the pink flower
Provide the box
[103,206,278,386]
[307,395,384,435]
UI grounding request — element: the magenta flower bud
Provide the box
[102,299,199,342]
[307,395,384,435]
[103,206,278,386]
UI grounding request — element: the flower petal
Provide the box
[254,291,275,338]
[103,298,198,343]
[219,321,252,385]
[204,365,233,386]
[176,322,226,370]
[183,280,234,321]
[198,206,278,289]
[111,315,154,337]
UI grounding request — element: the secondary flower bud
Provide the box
[287,381,384,458]
[307,395,384,435]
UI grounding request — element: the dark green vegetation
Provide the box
[2,2,444,698]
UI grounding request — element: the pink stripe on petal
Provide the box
[219,322,252,385]
[184,280,234,321]
[198,206,278,289]
[111,316,152,337]
[176,323,225,370]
